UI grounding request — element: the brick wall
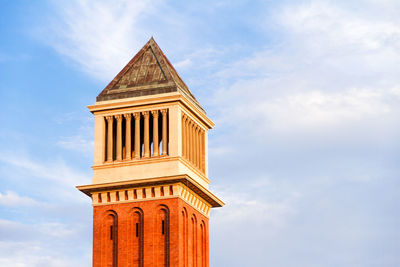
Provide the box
[93,197,209,267]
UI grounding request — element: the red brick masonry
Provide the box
[93,197,209,267]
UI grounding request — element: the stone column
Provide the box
[106,116,114,162]
[124,113,132,160]
[115,114,123,161]
[198,129,202,170]
[186,120,190,162]
[198,127,201,168]
[192,124,197,166]
[161,109,168,155]
[182,115,187,158]
[189,121,194,163]
[151,110,159,156]
[102,116,107,162]
[195,126,199,168]
[185,117,190,159]
[201,130,205,172]
[133,112,141,159]
[143,111,150,158]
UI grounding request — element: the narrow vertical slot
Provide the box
[160,186,164,197]
[142,188,146,198]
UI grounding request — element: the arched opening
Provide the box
[181,208,188,267]
[131,208,144,267]
[200,221,206,267]
[191,214,197,267]
[155,205,170,267]
[101,211,117,267]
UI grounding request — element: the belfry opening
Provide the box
[77,37,224,267]
[103,109,169,161]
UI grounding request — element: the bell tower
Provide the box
[77,38,224,267]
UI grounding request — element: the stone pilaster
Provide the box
[124,113,132,160]
[106,116,114,162]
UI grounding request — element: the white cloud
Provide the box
[0,240,88,267]
[280,1,400,51]
[57,135,94,154]
[38,0,230,84]
[54,113,94,154]
[0,219,78,241]
[211,178,301,231]
[0,152,90,187]
[213,1,400,138]
[174,58,192,69]
[0,191,38,207]
[0,219,90,266]
[277,1,400,77]
[37,222,77,238]
[218,86,398,134]
[41,0,156,81]
[213,191,296,229]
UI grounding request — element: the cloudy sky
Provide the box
[1,0,399,266]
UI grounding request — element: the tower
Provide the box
[77,38,224,267]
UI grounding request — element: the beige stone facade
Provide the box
[88,92,214,189]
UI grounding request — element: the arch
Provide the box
[155,204,170,267]
[181,207,188,267]
[101,210,118,267]
[130,207,144,267]
[191,214,197,267]
[200,220,207,267]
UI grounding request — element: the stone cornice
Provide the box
[88,93,214,129]
[76,174,224,208]
[88,183,212,218]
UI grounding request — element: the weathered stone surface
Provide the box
[97,37,201,112]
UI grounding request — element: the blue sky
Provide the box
[1,0,399,266]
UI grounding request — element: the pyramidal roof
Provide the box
[97,37,202,110]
